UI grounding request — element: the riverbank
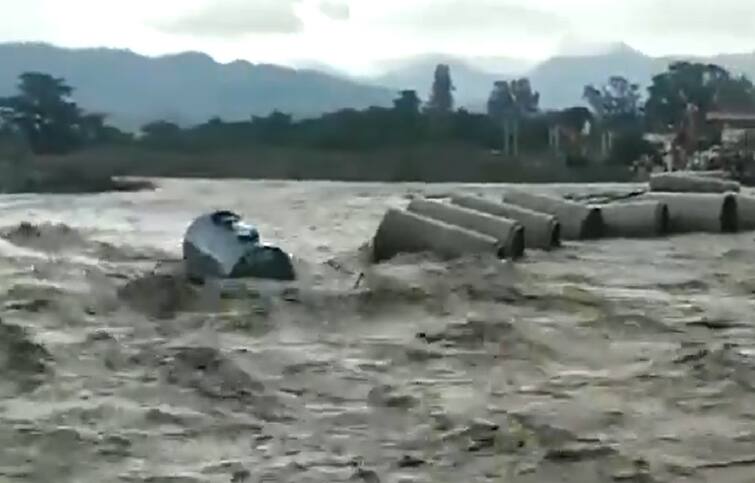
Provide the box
[0,159,155,194]
[29,144,635,187]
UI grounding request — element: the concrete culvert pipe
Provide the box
[599,201,670,238]
[649,172,741,193]
[641,192,738,234]
[372,209,504,263]
[734,194,755,231]
[501,189,603,240]
[407,198,525,259]
[679,170,732,180]
[450,194,560,250]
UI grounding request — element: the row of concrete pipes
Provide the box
[371,172,755,263]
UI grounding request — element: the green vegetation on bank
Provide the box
[1,60,754,191]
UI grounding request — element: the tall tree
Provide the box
[510,78,540,115]
[583,76,641,123]
[487,78,540,119]
[426,64,454,114]
[583,75,642,158]
[713,75,755,112]
[487,81,514,120]
[645,62,755,131]
[393,90,421,117]
[486,78,539,156]
[0,72,84,154]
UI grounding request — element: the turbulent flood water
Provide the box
[1,178,755,483]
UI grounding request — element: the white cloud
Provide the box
[528,0,755,57]
[318,0,350,20]
[3,0,755,72]
[158,0,305,37]
[388,0,568,35]
[623,0,755,36]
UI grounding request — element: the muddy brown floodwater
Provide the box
[0,179,755,483]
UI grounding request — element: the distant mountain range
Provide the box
[370,44,755,110]
[2,42,755,131]
[0,43,396,131]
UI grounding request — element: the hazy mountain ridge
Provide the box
[527,44,661,108]
[372,44,755,110]
[2,42,755,131]
[0,43,396,131]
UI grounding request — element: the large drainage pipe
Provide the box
[641,192,738,233]
[501,189,603,240]
[450,194,560,250]
[734,194,755,231]
[649,172,741,193]
[599,201,670,238]
[407,198,525,259]
[371,209,505,263]
[678,170,732,180]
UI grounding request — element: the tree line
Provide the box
[2,61,755,166]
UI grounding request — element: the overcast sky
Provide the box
[4,0,755,74]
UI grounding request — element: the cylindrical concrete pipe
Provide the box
[599,201,670,238]
[734,194,755,231]
[450,194,560,250]
[649,172,741,193]
[371,209,505,263]
[641,192,738,233]
[407,198,525,259]
[678,170,731,180]
[501,189,604,240]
